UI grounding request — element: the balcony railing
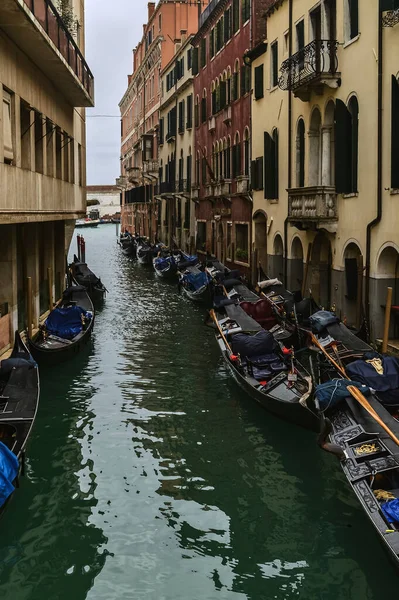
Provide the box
[143,160,159,175]
[288,186,338,230]
[382,9,399,26]
[1,0,94,106]
[125,185,153,204]
[126,166,141,183]
[279,40,339,101]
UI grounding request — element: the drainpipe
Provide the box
[284,0,293,287]
[365,0,383,334]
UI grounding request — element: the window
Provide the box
[233,0,240,33]
[232,134,241,178]
[186,154,192,190]
[56,127,62,179]
[159,117,164,145]
[241,64,251,96]
[271,41,278,88]
[296,20,305,70]
[201,155,207,184]
[188,48,192,70]
[46,119,54,177]
[227,222,232,259]
[254,65,264,100]
[232,61,240,101]
[216,18,224,52]
[235,224,249,263]
[184,197,191,228]
[226,138,231,179]
[178,100,185,134]
[242,0,250,23]
[210,28,215,59]
[3,89,14,164]
[335,98,358,193]
[251,157,264,190]
[264,129,279,199]
[200,38,207,68]
[296,119,305,187]
[186,94,193,129]
[167,107,177,141]
[391,75,399,189]
[243,129,250,177]
[197,221,207,252]
[201,91,207,123]
[195,95,200,127]
[34,112,44,174]
[192,47,199,76]
[20,101,31,170]
[159,14,162,31]
[346,0,359,41]
[224,8,232,43]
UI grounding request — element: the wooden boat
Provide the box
[153,250,197,280]
[75,219,100,229]
[137,240,157,265]
[309,315,399,568]
[210,304,318,430]
[119,233,136,258]
[0,332,39,517]
[69,255,106,302]
[29,285,94,366]
[178,265,213,304]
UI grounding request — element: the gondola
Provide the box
[178,265,213,304]
[0,332,39,517]
[119,233,136,258]
[308,312,399,568]
[69,255,106,302]
[29,285,94,366]
[137,240,157,265]
[153,250,198,280]
[210,304,318,430]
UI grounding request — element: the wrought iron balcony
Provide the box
[0,0,94,107]
[279,40,340,102]
[382,9,399,26]
[288,186,338,231]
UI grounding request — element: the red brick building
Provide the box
[191,0,269,276]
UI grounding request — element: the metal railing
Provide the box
[382,9,399,26]
[278,39,338,92]
[22,0,94,99]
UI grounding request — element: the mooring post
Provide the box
[81,236,86,263]
[47,266,53,312]
[27,276,32,340]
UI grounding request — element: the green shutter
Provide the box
[254,65,264,100]
[264,132,273,199]
[192,47,199,76]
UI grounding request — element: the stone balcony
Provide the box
[0,0,94,107]
[288,186,338,231]
[126,167,141,184]
[236,176,249,194]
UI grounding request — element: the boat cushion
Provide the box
[46,305,88,340]
[315,379,371,411]
[240,299,277,329]
[309,310,340,333]
[0,441,19,508]
[231,330,276,358]
[346,353,399,405]
[184,271,209,291]
[0,357,36,380]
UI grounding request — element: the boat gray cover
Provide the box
[228,284,259,302]
[225,304,263,333]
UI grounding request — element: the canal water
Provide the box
[0,226,398,599]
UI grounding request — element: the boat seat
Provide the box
[240,299,277,330]
[246,353,287,381]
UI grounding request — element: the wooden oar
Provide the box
[310,332,399,449]
[209,309,233,355]
[347,385,399,446]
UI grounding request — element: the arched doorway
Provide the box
[290,237,304,293]
[310,232,332,308]
[253,210,267,279]
[273,234,284,282]
[343,242,363,326]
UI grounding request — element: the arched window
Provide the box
[233,60,240,102]
[264,128,279,199]
[243,128,250,177]
[348,96,359,193]
[296,118,305,187]
[227,137,231,179]
[195,95,200,127]
[196,150,200,185]
[335,96,358,194]
[233,132,241,178]
[201,88,207,123]
[219,139,224,179]
[226,66,232,105]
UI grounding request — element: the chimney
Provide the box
[148,2,156,21]
[180,29,187,43]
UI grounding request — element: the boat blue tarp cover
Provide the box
[46,305,87,339]
[0,441,19,508]
[231,330,276,358]
[184,271,209,290]
[315,379,371,411]
[154,256,175,270]
[346,353,399,404]
[382,498,399,524]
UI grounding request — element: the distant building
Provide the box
[0,0,94,353]
[157,35,196,252]
[87,185,121,217]
[119,0,208,239]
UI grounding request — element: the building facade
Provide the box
[86,185,121,218]
[191,0,269,276]
[119,0,206,240]
[251,0,399,340]
[0,0,94,353]
[157,35,196,252]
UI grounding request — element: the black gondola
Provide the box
[211,304,318,430]
[69,255,106,302]
[310,316,399,568]
[137,240,157,265]
[178,265,213,304]
[0,332,39,517]
[153,250,197,280]
[29,285,94,366]
[119,233,136,258]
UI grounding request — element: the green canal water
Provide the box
[0,226,398,599]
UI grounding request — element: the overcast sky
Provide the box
[85,0,148,185]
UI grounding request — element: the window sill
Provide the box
[234,260,250,268]
[270,85,279,94]
[343,34,360,49]
[342,192,358,198]
[267,198,279,204]
[390,189,399,195]
[254,94,264,101]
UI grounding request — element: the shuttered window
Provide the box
[3,90,14,163]
[192,47,199,76]
[178,101,185,134]
[224,8,232,43]
[210,29,215,59]
[391,75,399,189]
[201,97,207,123]
[335,98,358,193]
[271,42,278,88]
[200,38,207,68]
[242,0,250,23]
[159,117,164,145]
[348,0,359,40]
[254,65,264,100]
[264,131,279,199]
[232,0,240,33]
[186,155,192,190]
[251,158,264,190]
[186,94,193,129]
